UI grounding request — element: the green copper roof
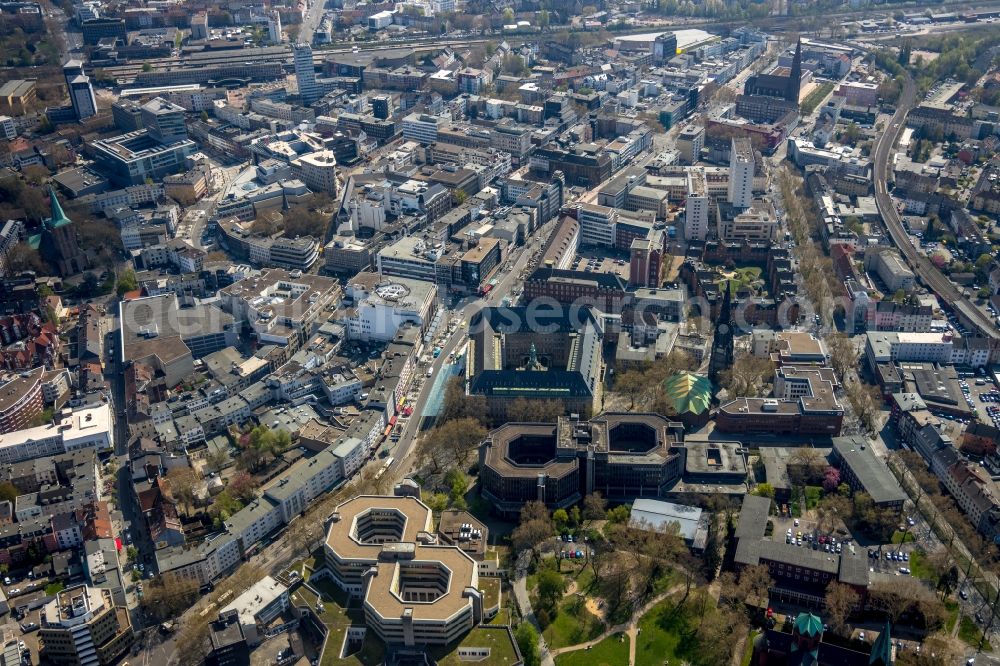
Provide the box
[662,372,712,415]
[869,621,892,666]
[793,612,824,637]
[46,187,72,229]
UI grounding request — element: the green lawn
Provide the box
[741,631,760,666]
[958,615,992,651]
[945,600,959,633]
[544,595,605,648]
[431,627,522,666]
[801,82,835,115]
[890,531,915,544]
[635,598,687,666]
[555,633,630,666]
[289,579,380,666]
[804,486,822,510]
[908,549,935,583]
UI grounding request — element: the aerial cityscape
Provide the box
[1,0,1000,664]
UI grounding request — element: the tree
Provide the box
[444,467,468,505]
[512,500,554,553]
[439,377,487,425]
[552,508,568,531]
[719,355,774,397]
[283,203,329,239]
[822,466,841,493]
[5,244,47,274]
[583,492,606,521]
[536,568,566,613]
[615,368,648,409]
[140,577,199,621]
[209,490,243,527]
[788,448,827,486]
[226,471,259,503]
[415,417,487,480]
[824,583,859,636]
[514,623,540,666]
[0,481,18,503]
[204,448,229,472]
[537,9,550,28]
[116,267,137,295]
[502,7,514,22]
[753,483,775,499]
[166,467,199,516]
[507,397,565,422]
[126,546,139,563]
[738,564,774,608]
[827,333,857,377]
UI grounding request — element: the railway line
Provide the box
[92,0,1000,83]
[871,71,1000,341]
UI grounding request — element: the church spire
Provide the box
[46,187,71,229]
[789,38,802,103]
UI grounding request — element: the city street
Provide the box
[388,214,560,482]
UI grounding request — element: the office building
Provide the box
[291,150,338,196]
[830,436,906,509]
[90,130,196,186]
[466,305,603,422]
[728,137,754,209]
[324,495,491,647]
[479,413,685,516]
[38,584,133,665]
[685,169,709,241]
[677,124,704,165]
[371,94,390,120]
[218,576,289,646]
[64,60,97,121]
[401,113,444,144]
[139,97,187,145]
[120,293,236,385]
[293,43,319,103]
[266,10,281,44]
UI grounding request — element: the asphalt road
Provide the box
[388,216,559,482]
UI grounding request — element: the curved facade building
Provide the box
[0,366,45,434]
[324,496,486,648]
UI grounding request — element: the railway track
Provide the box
[91,0,1000,82]
[871,71,1000,341]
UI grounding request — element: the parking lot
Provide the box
[960,374,1000,427]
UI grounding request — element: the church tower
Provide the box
[788,39,802,103]
[708,288,735,382]
[31,188,89,276]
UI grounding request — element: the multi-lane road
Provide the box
[871,72,1000,342]
[386,214,560,482]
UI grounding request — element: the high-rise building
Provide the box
[684,169,709,241]
[64,60,97,121]
[371,94,390,120]
[266,10,282,44]
[708,288,734,381]
[676,124,704,165]
[728,136,754,209]
[293,43,319,103]
[140,97,187,145]
[38,584,133,665]
[291,150,338,195]
[653,31,678,65]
